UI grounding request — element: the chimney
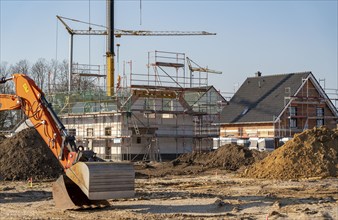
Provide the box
[255,71,262,77]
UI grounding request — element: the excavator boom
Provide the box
[0,94,21,110]
[0,74,134,209]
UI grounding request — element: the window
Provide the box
[67,129,76,136]
[316,119,324,127]
[144,99,155,110]
[145,113,156,118]
[238,127,243,137]
[162,114,175,118]
[87,128,94,137]
[290,119,297,128]
[290,107,297,116]
[316,107,324,117]
[105,127,111,136]
[289,107,297,128]
[163,99,173,111]
[136,137,141,144]
[316,107,324,127]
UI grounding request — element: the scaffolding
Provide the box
[274,75,338,140]
[46,51,226,161]
[123,51,225,157]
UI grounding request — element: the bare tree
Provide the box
[49,59,59,93]
[0,61,10,78]
[0,62,10,130]
[0,62,13,93]
[0,58,106,125]
[31,58,48,91]
[73,75,98,92]
[0,62,19,131]
[54,59,69,92]
[10,59,30,74]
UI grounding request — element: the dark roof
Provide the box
[220,72,311,124]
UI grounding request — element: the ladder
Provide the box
[142,138,162,162]
[142,143,152,161]
[131,116,140,135]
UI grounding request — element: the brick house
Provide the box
[218,71,338,149]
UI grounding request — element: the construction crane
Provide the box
[56,16,216,37]
[187,57,222,74]
[186,57,222,88]
[56,15,216,96]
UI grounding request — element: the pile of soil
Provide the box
[174,144,268,170]
[136,144,269,177]
[0,134,6,142]
[243,126,338,180]
[0,128,63,181]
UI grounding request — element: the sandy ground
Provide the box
[0,169,337,220]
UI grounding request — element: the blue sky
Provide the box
[0,0,337,93]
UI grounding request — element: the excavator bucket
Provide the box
[52,175,110,209]
[52,162,134,209]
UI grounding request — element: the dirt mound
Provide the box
[136,144,269,177]
[0,134,6,142]
[0,128,63,181]
[176,144,268,171]
[243,126,338,180]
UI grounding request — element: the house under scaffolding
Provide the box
[218,71,338,150]
[48,51,227,161]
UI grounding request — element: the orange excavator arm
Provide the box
[0,73,78,169]
[0,73,134,209]
[0,94,21,110]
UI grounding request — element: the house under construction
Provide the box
[48,51,226,161]
[218,71,338,150]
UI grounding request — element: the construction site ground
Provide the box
[0,168,337,220]
[0,127,337,219]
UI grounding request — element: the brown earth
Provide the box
[176,144,269,170]
[136,144,269,178]
[0,127,337,219]
[0,134,6,142]
[0,128,63,181]
[243,126,338,180]
[0,172,337,219]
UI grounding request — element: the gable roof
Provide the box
[220,72,312,124]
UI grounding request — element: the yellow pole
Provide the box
[106,53,114,96]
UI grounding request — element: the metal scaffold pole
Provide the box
[68,34,73,93]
